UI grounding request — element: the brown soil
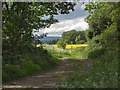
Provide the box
[2,57,92,88]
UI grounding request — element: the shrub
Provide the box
[57,40,66,49]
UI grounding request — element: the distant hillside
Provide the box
[40,36,61,43]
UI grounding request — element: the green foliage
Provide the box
[59,30,87,44]
[61,44,118,88]
[43,44,71,58]
[2,2,76,83]
[85,2,120,40]
[59,2,119,88]
[75,35,80,43]
[21,60,41,75]
[44,44,87,59]
[2,59,42,82]
[79,40,85,44]
[2,2,76,48]
[68,47,86,58]
[3,64,25,82]
[50,50,71,58]
[57,38,67,49]
[57,30,87,49]
[2,46,59,83]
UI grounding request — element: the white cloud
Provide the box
[47,34,62,37]
[36,16,89,37]
[33,3,89,37]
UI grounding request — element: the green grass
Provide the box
[43,44,71,58]
[44,43,118,88]
[59,44,118,88]
[43,44,88,59]
[2,46,59,83]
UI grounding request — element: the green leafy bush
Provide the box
[57,39,66,49]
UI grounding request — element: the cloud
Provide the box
[34,3,89,37]
[54,3,89,21]
[47,34,61,37]
[36,16,89,37]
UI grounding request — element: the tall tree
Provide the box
[59,30,87,44]
[85,2,120,40]
[2,2,76,48]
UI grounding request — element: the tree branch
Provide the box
[11,2,17,10]
[5,2,9,13]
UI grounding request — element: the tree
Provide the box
[75,35,81,43]
[57,38,66,49]
[62,30,77,44]
[33,33,48,45]
[85,2,120,40]
[59,30,87,44]
[2,2,76,52]
[84,2,120,55]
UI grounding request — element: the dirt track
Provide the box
[2,57,92,88]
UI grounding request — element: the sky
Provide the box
[35,2,89,37]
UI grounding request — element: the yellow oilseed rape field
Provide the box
[53,44,88,49]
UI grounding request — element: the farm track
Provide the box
[2,57,92,89]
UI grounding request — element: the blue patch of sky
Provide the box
[54,2,89,21]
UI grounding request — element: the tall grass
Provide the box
[43,44,71,58]
[43,44,88,59]
[60,45,118,88]
[2,46,58,83]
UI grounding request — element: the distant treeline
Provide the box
[60,30,87,44]
[46,39,60,45]
[46,30,87,45]
[56,30,87,49]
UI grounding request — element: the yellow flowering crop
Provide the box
[53,44,88,49]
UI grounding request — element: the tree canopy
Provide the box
[58,30,87,45]
[2,2,76,47]
[85,2,120,41]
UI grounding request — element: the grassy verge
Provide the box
[2,46,59,83]
[59,44,118,88]
[43,44,87,59]
[33,44,118,88]
[43,44,71,58]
